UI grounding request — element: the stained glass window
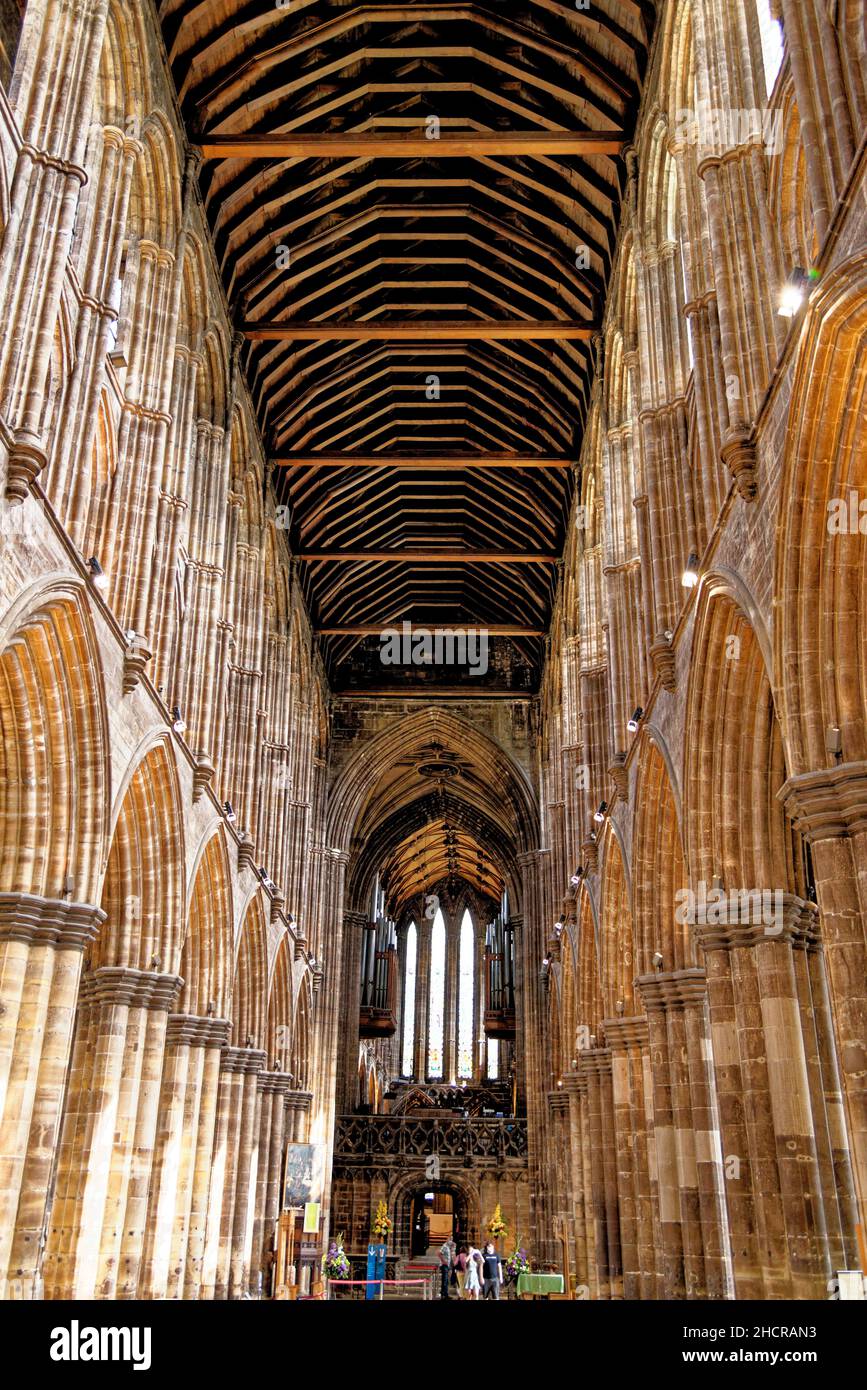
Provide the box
[427,909,445,1077]
[402,921,417,1077]
[488,1037,499,1080]
[458,909,475,1078]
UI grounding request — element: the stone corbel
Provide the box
[122,631,152,693]
[192,751,215,800]
[5,436,46,504]
[649,630,676,691]
[237,830,256,872]
[608,751,628,801]
[721,428,758,501]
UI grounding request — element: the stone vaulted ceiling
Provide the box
[160,0,655,691]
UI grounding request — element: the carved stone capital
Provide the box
[601,1014,649,1050]
[82,966,184,1012]
[547,1088,570,1116]
[637,967,707,1013]
[561,1071,587,1099]
[577,1046,613,1078]
[221,1045,267,1075]
[344,910,369,932]
[258,1069,293,1096]
[693,892,819,952]
[165,1012,232,1049]
[779,760,867,841]
[0,893,105,950]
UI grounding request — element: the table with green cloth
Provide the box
[516,1272,565,1298]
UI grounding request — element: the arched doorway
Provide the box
[398,1179,470,1258]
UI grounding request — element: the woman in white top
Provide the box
[464,1244,482,1299]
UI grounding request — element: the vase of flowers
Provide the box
[323,1233,350,1287]
[503,1238,531,1298]
[372,1200,393,1243]
[486,1203,508,1244]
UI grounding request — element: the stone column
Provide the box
[515,851,551,1258]
[307,847,349,1252]
[781,764,867,1250]
[691,0,785,497]
[562,1072,589,1293]
[250,1071,291,1295]
[578,1048,622,1298]
[338,910,367,1111]
[602,1014,654,1300]
[0,0,110,499]
[638,968,731,1299]
[139,1013,231,1300]
[180,1020,229,1300]
[0,893,104,1300]
[699,894,837,1298]
[208,1045,265,1300]
[778,0,857,243]
[44,966,182,1300]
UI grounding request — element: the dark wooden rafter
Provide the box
[198,131,626,158]
[242,320,597,340]
[159,0,655,690]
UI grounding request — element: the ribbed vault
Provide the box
[161,1,655,688]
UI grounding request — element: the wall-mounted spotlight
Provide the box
[593,800,607,823]
[86,556,109,592]
[223,800,237,823]
[627,707,644,733]
[681,553,700,589]
[569,868,584,887]
[652,951,664,972]
[171,705,186,735]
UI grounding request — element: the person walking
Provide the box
[482,1242,503,1300]
[438,1237,455,1299]
[454,1245,468,1297]
[464,1242,482,1300]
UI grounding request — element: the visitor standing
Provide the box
[464,1243,482,1300]
[438,1237,455,1299]
[482,1242,502,1300]
[454,1245,468,1296]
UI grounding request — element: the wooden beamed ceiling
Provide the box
[162,1,655,691]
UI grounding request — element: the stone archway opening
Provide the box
[401,1179,470,1258]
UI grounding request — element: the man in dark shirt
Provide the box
[482,1242,503,1300]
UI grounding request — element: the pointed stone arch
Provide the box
[632,731,690,975]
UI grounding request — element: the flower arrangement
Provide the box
[372,1200,393,1240]
[503,1238,531,1283]
[323,1233,350,1280]
[487,1203,508,1240]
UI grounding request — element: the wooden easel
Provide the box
[275,1208,299,1299]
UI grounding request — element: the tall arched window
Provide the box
[457,909,475,1078]
[757,0,784,97]
[402,921,417,1077]
[487,1038,499,1080]
[427,909,446,1077]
